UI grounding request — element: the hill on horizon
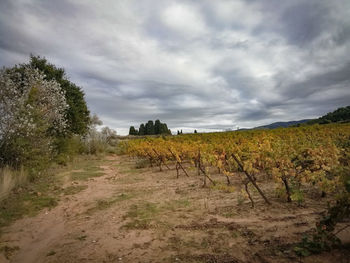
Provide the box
[238,105,350,131]
[253,119,312,130]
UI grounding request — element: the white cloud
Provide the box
[161,3,208,39]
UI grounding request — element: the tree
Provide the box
[139,124,145,135]
[307,106,350,125]
[194,130,197,133]
[83,114,104,155]
[319,106,350,123]
[0,66,68,167]
[101,126,117,145]
[154,120,161,134]
[129,126,138,135]
[131,120,171,136]
[160,123,171,134]
[90,114,103,127]
[145,120,155,135]
[28,55,90,136]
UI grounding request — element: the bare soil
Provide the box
[0,155,349,263]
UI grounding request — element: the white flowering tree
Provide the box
[82,114,118,154]
[0,66,68,168]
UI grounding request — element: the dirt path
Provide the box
[0,155,349,263]
[0,156,123,263]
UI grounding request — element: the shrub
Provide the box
[0,66,68,169]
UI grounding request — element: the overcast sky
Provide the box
[1,0,349,134]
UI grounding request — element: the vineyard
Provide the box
[1,124,349,262]
[121,123,350,255]
[123,124,350,205]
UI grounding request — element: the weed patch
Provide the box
[75,235,87,241]
[70,167,104,181]
[62,185,88,195]
[0,156,106,229]
[162,199,191,212]
[0,245,19,259]
[86,193,134,214]
[123,202,160,229]
[0,174,59,228]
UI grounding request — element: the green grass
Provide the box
[162,199,191,212]
[122,199,191,229]
[70,169,104,181]
[166,236,207,251]
[86,193,135,214]
[62,185,88,195]
[116,175,145,184]
[119,166,140,175]
[117,161,145,175]
[68,157,104,170]
[123,202,160,229]
[0,174,59,229]
[115,166,146,184]
[0,156,106,230]
[68,158,105,181]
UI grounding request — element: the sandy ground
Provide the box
[0,155,349,263]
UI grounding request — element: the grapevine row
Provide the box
[122,124,350,206]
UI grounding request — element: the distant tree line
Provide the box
[177,130,197,135]
[307,106,350,125]
[129,120,171,135]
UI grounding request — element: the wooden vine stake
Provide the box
[231,154,271,205]
[168,148,189,178]
[145,151,154,167]
[197,150,201,176]
[243,179,254,208]
[197,149,216,187]
[152,148,171,171]
[223,154,231,186]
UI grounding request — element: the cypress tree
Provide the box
[129,126,137,135]
[131,120,171,136]
[145,120,155,135]
[139,124,145,135]
[154,120,161,134]
[162,123,171,134]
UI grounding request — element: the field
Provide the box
[0,124,350,263]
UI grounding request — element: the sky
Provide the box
[1,0,350,135]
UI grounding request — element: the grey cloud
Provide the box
[1,0,350,134]
[282,62,350,99]
[280,2,331,46]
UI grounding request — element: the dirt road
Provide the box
[0,155,349,263]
